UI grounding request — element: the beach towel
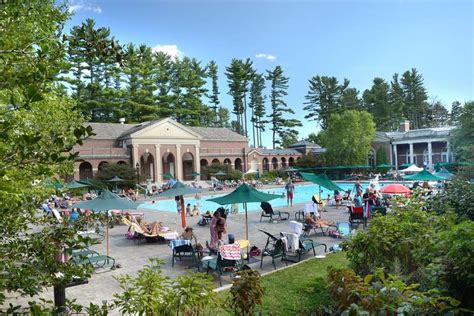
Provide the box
[281,232,299,252]
[169,239,191,250]
[289,221,303,236]
[219,243,241,260]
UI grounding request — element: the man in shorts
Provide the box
[285,180,295,207]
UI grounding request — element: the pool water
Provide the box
[139,181,402,213]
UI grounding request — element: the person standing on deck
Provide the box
[285,180,295,207]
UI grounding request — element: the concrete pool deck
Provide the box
[4,201,355,311]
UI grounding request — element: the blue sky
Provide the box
[66,0,473,147]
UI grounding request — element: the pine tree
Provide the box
[450,101,463,125]
[216,106,231,128]
[388,74,405,130]
[154,52,174,118]
[400,68,429,129]
[362,78,391,131]
[341,87,361,111]
[207,60,220,126]
[265,66,302,148]
[249,73,266,147]
[241,58,255,137]
[225,59,246,135]
[67,19,119,121]
[428,101,450,127]
[303,76,343,130]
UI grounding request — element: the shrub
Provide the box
[229,269,264,315]
[327,267,460,314]
[428,179,474,221]
[202,163,243,181]
[114,258,219,315]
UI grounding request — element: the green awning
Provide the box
[191,172,200,176]
[207,183,281,205]
[403,170,445,181]
[376,163,395,169]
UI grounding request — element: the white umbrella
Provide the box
[399,164,423,173]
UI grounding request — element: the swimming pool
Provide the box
[139,181,404,213]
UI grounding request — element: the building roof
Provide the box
[288,140,322,148]
[373,131,391,142]
[188,127,248,141]
[85,119,247,142]
[386,126,455,141]
[253,148,302,155]
[86,122,137,140]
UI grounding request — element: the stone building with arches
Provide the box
[73,118,305,182]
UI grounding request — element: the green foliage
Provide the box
[428,100,450,127]
[114,258,218,316]
[327,267,460,314]
[451,101,474,179]
[202,163,243,181]
[207,60,220,125]
[375,147,387,165]
[344,193,474,308]
[249,73,266,147]
[229,270,264,315]
[400,68,430,129]
[428,179,474,221]
[0,0,97,307]
[295,153,324,168]
[266,65,302,148]
[320,110,376,165]
[95,163,138,188]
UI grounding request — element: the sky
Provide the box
[66,0,474,148]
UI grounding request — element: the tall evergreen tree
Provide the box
[216,106,231,128]
[428,100,450,127]
[207,60,220,126]
[388,73,405,130]
[67,18,119,121]
[241,58,255,137]
[341,86,361,111]
[362,78,392,131]
[450,101,463,125]
[225,59,245,135]
[265,66,302,148]
[249,73,266,147]
[303,76,345,130]
[400,68,429,129]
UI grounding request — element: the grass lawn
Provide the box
[218,251,348,315]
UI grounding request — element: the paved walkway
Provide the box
[5,201,353,310]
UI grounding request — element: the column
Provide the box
[195,145,201,180]
[446,141,451,163]
[132,145,139,168]
[393,144,398,169]
[409,143,414,165]
[154,145,161,183]
[176,144,183,180]
[427,142,433,170]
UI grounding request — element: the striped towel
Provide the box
[169,239,191,249]
[219,243,241,260]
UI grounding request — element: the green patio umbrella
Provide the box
[43,178,64,190]
[300,172,343,200]
[191,171,200,176]
[403,169,445,181]
[158,182,203,229]
[73,190,141,256]
[434,167,454,180]
[376,163,395,169]
[207,183,282,244]
[66,180,90,190]
[108,176,124,182]
[163,173,174,180]
[214,170,227,176]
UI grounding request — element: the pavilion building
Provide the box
[73,118,304,182]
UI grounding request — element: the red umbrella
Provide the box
[380,184,411,197]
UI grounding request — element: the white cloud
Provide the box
[152,44,183,59]
[255,53,277,61]
[69,1,102,14]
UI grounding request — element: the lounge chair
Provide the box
[282,221,326,263]
[348,205,366,228]
[260,202,290,222]
[259,230,287,270]
[202,243,243,286]
[170,240,200,271]
[122,217,179,243]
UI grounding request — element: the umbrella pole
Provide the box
[106,212,109,256]
[244,202,250,261]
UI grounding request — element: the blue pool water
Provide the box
[139,181,401,213]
